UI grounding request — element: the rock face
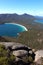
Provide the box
[13,50,28,57]
[35,50,43,64]
[0,42,35,65]
[12,44,35,64]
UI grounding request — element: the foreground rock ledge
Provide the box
[0,42,35,65]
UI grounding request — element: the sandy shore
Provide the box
[5,23,28,31]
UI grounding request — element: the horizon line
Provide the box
[0,13,43,16]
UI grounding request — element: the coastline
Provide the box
[5,23,28,31]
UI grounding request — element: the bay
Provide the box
[0,23,28,37]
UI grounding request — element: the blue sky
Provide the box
[0,0,43,16]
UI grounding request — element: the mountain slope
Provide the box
[0,13,35,23]
[0,13,43,30]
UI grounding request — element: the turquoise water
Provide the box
[35,19,43,24]
[0,23,27,37]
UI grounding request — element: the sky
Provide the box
[0,0,43,16]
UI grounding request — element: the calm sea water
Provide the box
[35,19,43,24]
[0,23,27,37]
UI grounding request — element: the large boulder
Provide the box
[0,42,35,65]
[12,44,35,65]
[35,50,43,65]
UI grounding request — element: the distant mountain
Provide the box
[0,13,35,24]
[0,13,43,30]
[0,14,43,43]
[35,16,43,19]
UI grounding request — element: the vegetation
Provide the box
[0,14,43,64]
[0,29,43,50]
[16,30,43,50]
[22,55,33,63]
[16,29,43,50]
[0,44,16,65]
[0,14,43,50]
[0,44,35,65]
[0,13,43,30]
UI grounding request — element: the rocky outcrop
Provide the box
[11,44,35,64]
[0,42,35,65]
[35,50,43,64]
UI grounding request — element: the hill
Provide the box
[0,13,35,24]
[0,29,43,50]
[0,14,43,50]
[0,13,43,30]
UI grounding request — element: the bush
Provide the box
[0,44,16,65]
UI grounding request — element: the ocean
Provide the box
[34,19,43,24]
[0,23,27,37]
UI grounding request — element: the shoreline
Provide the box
[5,23,28,31]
